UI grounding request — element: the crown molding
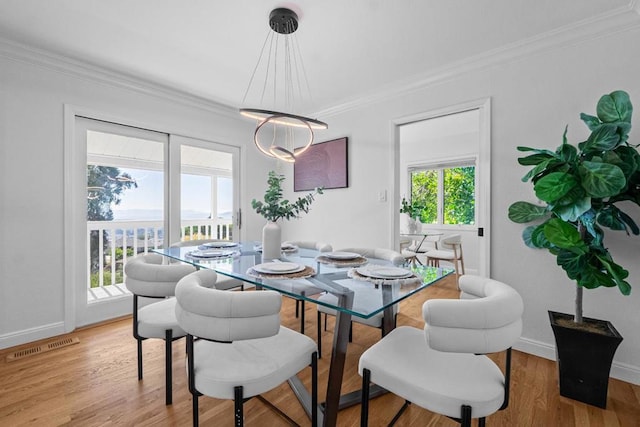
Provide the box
[0,38,240,119]
[316,3,640,118]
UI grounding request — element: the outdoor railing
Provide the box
[87,219,233,300]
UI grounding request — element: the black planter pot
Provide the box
[548,310,623,409]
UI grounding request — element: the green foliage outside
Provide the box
[508,90,640,322]
[411,170,437,223]
[87,165,137,274]
[252,171,323,222]
[90,269,124,289]
[411,167,475,224]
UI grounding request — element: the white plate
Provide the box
[355,266,413,279]
[253,262,305,274]
[324,251,361,260]
[199,241,238,249]
[187,250,236,259]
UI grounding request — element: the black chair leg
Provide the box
[316,311,322,358]
[192,394,199,427]
[479,417,486,427]
[361,368,371,427]
[137,339,143,380]
[295,299,300,318]
[234,386,244,427]
[312,351,318,426]
[165,329,173,405]
[461,405,472,427]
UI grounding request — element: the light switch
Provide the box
[378,190,387,202]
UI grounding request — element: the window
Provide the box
[410,163,475,225]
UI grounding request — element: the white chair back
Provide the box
[125,253,196,297]
[439,234,462,250]
[337,247,404,266]
[284,240,333,252]
[175,270,282,342]
[422,275,523,354]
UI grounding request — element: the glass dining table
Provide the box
[153,241,453,427]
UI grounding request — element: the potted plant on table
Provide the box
[400,197,424,234]
[251,171,322,260]
[508,90,639,408]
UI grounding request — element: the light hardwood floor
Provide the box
[1,276,639,426]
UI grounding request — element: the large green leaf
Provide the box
[530,223,551,248]
[516,146,556,156]
[508,201,548,223]
[553,196,591,222]
[521,158,552,182]
[579,161,626,198]
[618,209,640,235]
[518,153,553,166]
[555,249,586,280]
[534,172,578,202]
[597,90,632,124]
[581,124,620,152]
[543,218,586,251]
[578,265,615,289]
[597,205,629,231]
[598,256,632,295]
[556,142,578,163]
[613,145,640,178]
[580,113,601,131]
[522,225,537,248]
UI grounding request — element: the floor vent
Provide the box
[6,336,80,362]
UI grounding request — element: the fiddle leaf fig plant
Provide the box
[252,171,323,222]
[508,90,640,323]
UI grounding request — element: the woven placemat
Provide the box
[246,265,316,280]
[316,255,368,268]
[348,268,422,286]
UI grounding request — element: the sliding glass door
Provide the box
[70,117,239,327]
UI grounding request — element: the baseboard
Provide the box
[0,322,66,350]
[515,336,640,385]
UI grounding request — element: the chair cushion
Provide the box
[138,298,186,339]
[425,249,456,260]
[191,326,317,399]
[359,326,505,419]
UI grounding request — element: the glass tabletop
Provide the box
[152,241,453,319]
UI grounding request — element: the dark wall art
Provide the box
[294,137,348,191]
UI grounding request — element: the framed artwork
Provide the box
[294,137,348,191]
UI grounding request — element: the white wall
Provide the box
[283,26,640,383]
[0,49,272,348]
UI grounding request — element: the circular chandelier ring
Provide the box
[240,108,328,130]
[254,114,314,163]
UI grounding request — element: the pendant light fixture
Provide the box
[239,7,328,163]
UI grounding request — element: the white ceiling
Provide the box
[0,0,632,113]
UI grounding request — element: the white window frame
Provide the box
[407,157,477,230]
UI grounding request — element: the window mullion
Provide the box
[438,169,444,224]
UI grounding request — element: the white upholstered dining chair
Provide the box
[124,253,197,405]
[283,240,333,333]
[359,275,523,426]
[316,247,405,357]
[174,269,318,427]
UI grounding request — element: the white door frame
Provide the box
[391,97,491,277]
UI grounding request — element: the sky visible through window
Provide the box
[111,168,232,220]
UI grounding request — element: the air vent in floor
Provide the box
[6,336,80,362]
